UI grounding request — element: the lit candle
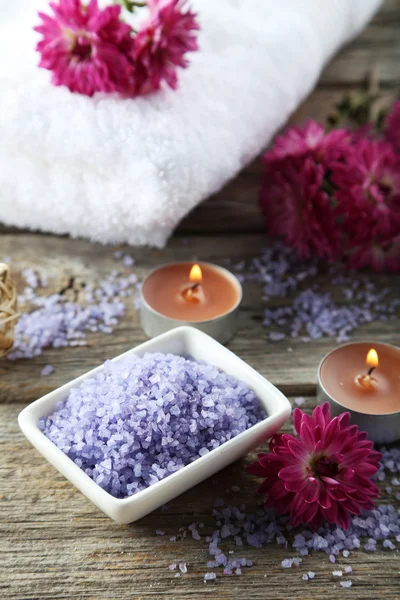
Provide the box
[140,262,242,343]
[317,341,400,443]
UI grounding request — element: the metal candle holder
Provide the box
[140,263,243,345]
[317,343,400,444]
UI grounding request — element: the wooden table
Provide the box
[1,2,400,598]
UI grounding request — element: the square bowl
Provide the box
[18,326,291,524]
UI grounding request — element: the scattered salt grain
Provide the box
[9,254,141,360]
[237,244,399,343]
[294,397,305,407]
[281,559,293,568]
[344,566,352,574]
[204,572,216,581]
[342,550,350,558]
[122,255,135,267]
[41,364,54,377]
[308,571,315,579]
[39,353,265,498]
[332,570,343,577]
[179,563,187,574]
[168,563,177,571]
[329,554,336,563]
[302,574,308,581]
[156,530,165,536]
[340,580,352,588]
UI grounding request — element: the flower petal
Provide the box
[279,465,305,481]
[303,477,320,503]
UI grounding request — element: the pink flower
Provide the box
[264,121,350,165]
[385,101,400,154]
[247,403,382,530]
[35,0,135,96]
[259,156,341,260]
[132,0,199,95]
[332,139,400,271]
[344,234,400,272]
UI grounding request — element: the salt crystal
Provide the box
[344,566,352,574]
[332,570,343,577]
[41,364,54,377]
[156,530,165,536]
[294,397,305,407]
[179,562,187,574]
[40,353,264,498]
[308,571,315,579]
[340,580,352,588]
[281,559,293,568]
[204,572,216,581]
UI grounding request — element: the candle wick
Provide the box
[191,282,200,291]
[367,366,375,376]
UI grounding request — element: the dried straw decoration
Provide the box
[0,263,19,357]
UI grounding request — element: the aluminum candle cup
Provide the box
[140,262,243,344]
[317,341,400,444]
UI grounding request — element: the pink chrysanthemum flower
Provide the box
[259,156,341,260]
[264,121,350,165]
[332,139,400,271]
[35,0,135,96]
[132,0,199,94]
[247,403,382,530]
[385,101,400,154]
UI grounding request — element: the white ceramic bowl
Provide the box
[18,326,291,524]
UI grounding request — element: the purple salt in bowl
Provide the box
[18,327,291,523]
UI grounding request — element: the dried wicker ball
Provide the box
[0,263,19,357]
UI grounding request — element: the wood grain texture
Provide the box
[1,2,400,599]
[1,399,399,600]
[0,232,398,403]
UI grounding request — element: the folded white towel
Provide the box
[0,0,381,247]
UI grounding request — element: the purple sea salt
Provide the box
[340,581,352,588]
[164,449,400,586]
[344,566,352,574]
[204,572,216,581]
[156,530,165,536]
[238,244,399,343]
[332,570,343,577]
[39,352,265,498]
[122,255,135,267]
[41,364,54,377]
[294,397,305,407]
[281,559,293,568]
[9,257,140,360]
[179,562,187,574]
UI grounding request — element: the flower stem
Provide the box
[120,0,147,12]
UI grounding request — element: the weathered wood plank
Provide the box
[1,401,399,600]
[1,233,398,404]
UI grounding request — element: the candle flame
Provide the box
[366,348,379,369]
[189,264,202,283]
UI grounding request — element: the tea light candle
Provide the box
[317,341,400,443]
[140,262,242,343]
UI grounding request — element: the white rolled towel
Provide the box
[0,0,381,247]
